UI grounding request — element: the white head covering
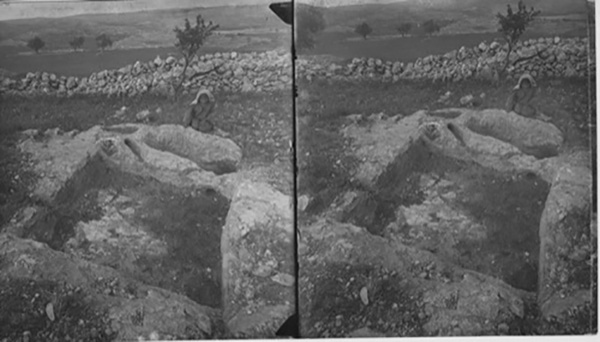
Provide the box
[191,88,215,106]
[514,73,537,90]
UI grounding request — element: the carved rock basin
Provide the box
[299,108,593,337]
[2,124,293,340]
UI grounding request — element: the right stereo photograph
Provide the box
[295,0,597,338]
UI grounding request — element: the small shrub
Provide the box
[422,19,441,36]
[69,36,85,51]
[397,22,413,36]
[355,22,373,40]
[26,36,45,54]
[95,33,113,51]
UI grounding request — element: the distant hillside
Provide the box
[0,4,290,53]
[0,0,275,21]
[315,0,588,36]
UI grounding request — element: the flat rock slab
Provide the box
[221,181,294,337]
[19,127,103,203]
[342,112,426,187]
[0,233,218,340]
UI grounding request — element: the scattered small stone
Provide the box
[45,302,55,321]
[297,194,310,212]
[437,91,452,103]
[253,263,274,277]
[335,314,343,327]
[272,272,294,287]
[459,94,474,106]
[359,286,369,305]
[148,331,160,340]
[136,109,151,122]
[115,106,127,117]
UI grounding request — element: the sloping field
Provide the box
[0,4,290,77]
[300,0,589,61]
[0,4,289,52]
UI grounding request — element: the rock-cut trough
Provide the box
[299,108,595,337]
[1,124,294,340]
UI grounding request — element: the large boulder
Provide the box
[456,109,564,159]
[134,124,242,175]
[221,181,294,337]
[538,161,594,319]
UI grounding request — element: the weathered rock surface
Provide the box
[221,181,294,337]
[0,234,217,340]
[343,109,565,187]
[538,161,594,319]
[456,109,564,159]
[341,112,425,187]
[18,127,103,203]
[299,219,528,336]
[6,124,294,338]
[133,124,243,175]
[302,108,593,336]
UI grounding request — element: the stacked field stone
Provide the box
[297,37,592,83]
[0,37,592,96]
[0,49,292,96]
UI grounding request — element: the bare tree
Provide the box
[496,1,541,76]
[173,14,219,94]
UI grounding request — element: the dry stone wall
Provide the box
[299,37,592,82]
[0,36,592,97]
[0,49,292,97]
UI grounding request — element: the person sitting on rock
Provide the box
[505,73,550,121]
[183,89,215,133]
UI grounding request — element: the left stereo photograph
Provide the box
[0,0,295,340]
